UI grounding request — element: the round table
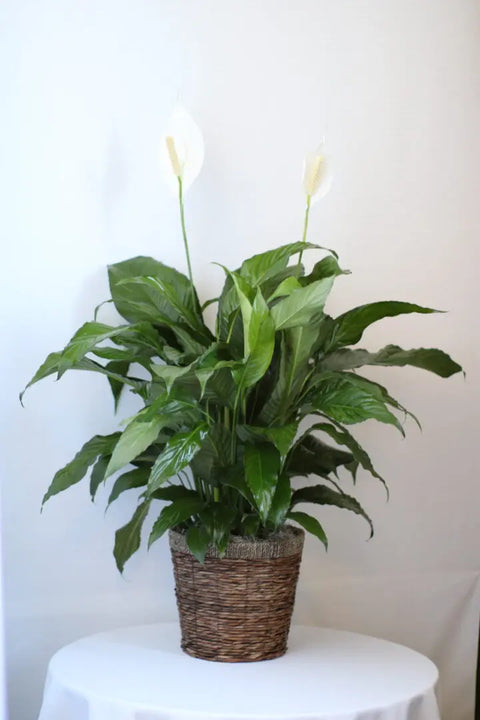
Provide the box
[37,622,440,720]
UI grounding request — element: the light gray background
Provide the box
[1,1,479,719]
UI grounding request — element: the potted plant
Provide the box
[22,109,462,662]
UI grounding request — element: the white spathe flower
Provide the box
[159,106,204,195]
[303,146,332,203]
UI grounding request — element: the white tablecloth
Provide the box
[38,622,440,720]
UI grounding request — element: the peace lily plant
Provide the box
[22,110,462,572]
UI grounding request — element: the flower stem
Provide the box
[298,194,311,269]
[178,176,194,286]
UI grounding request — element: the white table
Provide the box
[38,622,440,720]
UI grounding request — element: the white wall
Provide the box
[1,1,479,719]
[0,492,6,719]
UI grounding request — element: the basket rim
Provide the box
[169,524,305,560]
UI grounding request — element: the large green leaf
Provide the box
[300,255,350,286]
[105,360,130,411]
[20,351,64,402]
[260,324,318,424]
[150,486,201,502]
[325,301,439,351]
[220,465,254,505]
[239,242,321,285]
[268,277,302,302]
[271,276,334,330]
[111,321,170,357]
[151,364,191,393]
[113,500,151,572]
[287,511,328,548]
[307,420,386,491]
[268,473,291,528]
[237,423,298,457]
[57,322,135,375]
[148,498,205,547]
[91,347,137,362]
[147,424,209,494]
[321,345,463,378]
[107,467,151,507]
[42,433,120,506]
[190,423,231,484]
[105,416,165,479]
[89,455,110,501]
[290,484,373,537]
[308,372,404,433]
[240,289,276,388]
[171,324,212,357]
[20,352,143,404]
[216,273,239,344]
[119,275,212,343]
[199,504,237,552]
[230,272,255,356]
[243,443,281,523]
[287,435,354,479]
[186,525,211,564]
[108,257,211,357]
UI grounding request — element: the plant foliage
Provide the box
[22,244,463,572]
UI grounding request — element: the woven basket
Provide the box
[169,525,305,662]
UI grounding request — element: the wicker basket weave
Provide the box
[169,526,305,662]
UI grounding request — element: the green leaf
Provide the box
[268,277,302,302]
[231,272,254,356]
[57,322,134,375]
[148,498,205,547]
[89,455,110,501]
[300,255,350,285]
[105,416,165,479]
[240,289,276,388]
[42,433,120,506]
[308,372,404,433]
[189,343,241,400]
[244,443,281,523]
[190,423,231,484]
[108,256,198,323]
[20,351,63,403]
[186,526,211,563]
[105,360,130,411]
[240,514,260,536]
[112,321,168,357]
[239,242,334,285]
[113,500,151,572]
[237,423,298,457]
[20,353,144,405]
[197,366,237,406]
[290,484,374,538]
[321,345,463,378]
[221,466,254,505]
[148,424,209,494]
[268,473,291,528]
[151,364,191,393]
[259,324,318,424]
[287,435,354,478]
[119,275,211,342]
[150,486,201,502]
[271,276,334,330]
[326,301,439,351]
[307,420,386,491]
[287,511,328,548]
[199,504,237,553]
[107,467,151,507]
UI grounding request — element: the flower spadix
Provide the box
[303,146,332,203]
[159,106,204,195]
